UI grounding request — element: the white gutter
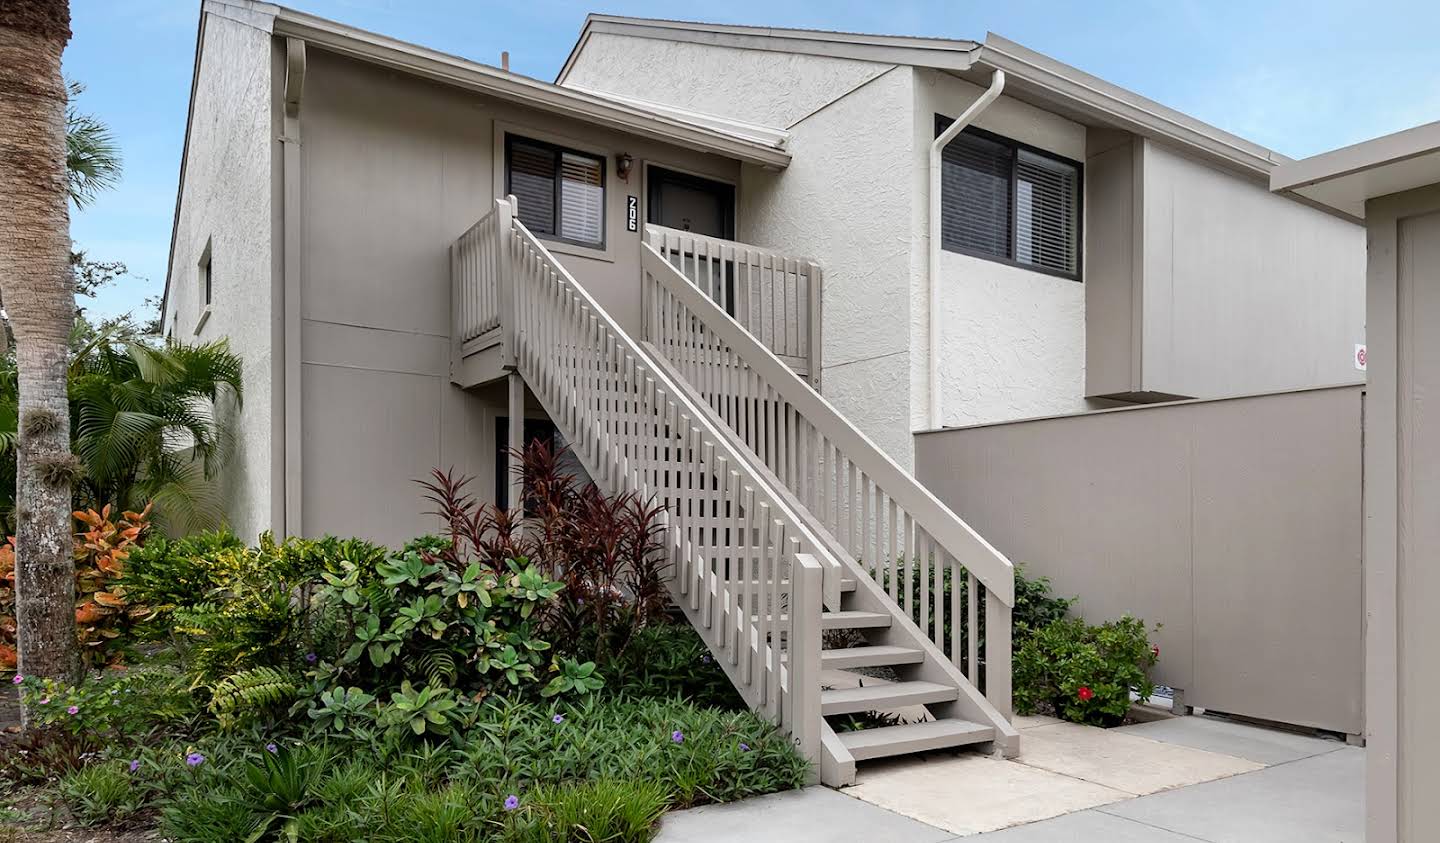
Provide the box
[927,69,1005,429]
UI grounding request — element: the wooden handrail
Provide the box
[642,244,1016,605]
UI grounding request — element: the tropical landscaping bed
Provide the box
[0,449,807,842]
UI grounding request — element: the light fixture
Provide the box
[617,153,634,182]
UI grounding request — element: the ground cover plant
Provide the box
[1,444,804,842]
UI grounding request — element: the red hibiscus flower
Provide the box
[1077,685,1095,702]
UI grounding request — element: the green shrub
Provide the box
[59,762,144,826]
[606,622,743,709]
[17,665,199,746]
[504,779,668,843]
[1013,615,1159,726]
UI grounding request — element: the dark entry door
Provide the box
[648,168,737,314]
[647,167,735,238]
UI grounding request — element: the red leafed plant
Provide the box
[72,503,154,667]
[417,440,671,665]
[0,504,154,671]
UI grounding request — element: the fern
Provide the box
[416,650,457,688]
[209,667,298,730]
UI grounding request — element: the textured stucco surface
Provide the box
[164,11,273,540]
[739,67,917,466]
[563,32,891,129]
[1140,142,1366,397]
[933,252,1089,427]
[914,71,1090,429]
[297,49,739,548]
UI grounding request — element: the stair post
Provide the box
[790,553,824,782]
[496,194,516,367]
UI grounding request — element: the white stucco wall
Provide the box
[914,70,1091,429]
[1140,142,1366,397]
[163,8,274,540]
[563,32,892,129]
[739,67,918,466]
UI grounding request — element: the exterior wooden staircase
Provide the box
[452,198,1019,785]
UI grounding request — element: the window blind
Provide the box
[508,140,557,236]
[940,131,1012,258]
[559,152,604,246]
[935,117,1082,280]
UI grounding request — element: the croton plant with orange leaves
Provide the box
[0,503,154,671]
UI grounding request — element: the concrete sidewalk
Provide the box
[655,715,1363,841]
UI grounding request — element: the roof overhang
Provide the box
[269,7,790,169]
[557,14,980,82]
[1270,121,1440,219]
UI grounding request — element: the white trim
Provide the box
[269,7,790,169]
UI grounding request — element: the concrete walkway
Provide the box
[655,714,1363,841]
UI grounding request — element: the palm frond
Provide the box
[66,81,122,209]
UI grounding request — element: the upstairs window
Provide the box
[505,135,606,248]
[936,117,1081,280]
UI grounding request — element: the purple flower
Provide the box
[671,730,684,744]
[67,705,79,715]
[38,697,50,705]
[503,794,520,811]
[10,674,21,685]
[129,760,140,773]
[186,752,205,767]
[700,654,711,664]
[552,714,564,724]
[304,652,317,664]
[739,742,750,752]
[265,743,278,754]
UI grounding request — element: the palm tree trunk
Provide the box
[0,1,79,716]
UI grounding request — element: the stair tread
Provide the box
[837,719,994,760]
[821,645,924,668]
[821,681,957,715]
[821,610,891,629]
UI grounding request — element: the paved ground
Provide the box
[654,713,1363,841]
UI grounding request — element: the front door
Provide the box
[648,168,737,313]
[647,167,735,239]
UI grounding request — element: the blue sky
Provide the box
[65,0,1440,319]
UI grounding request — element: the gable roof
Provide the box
[557,15,1290,181]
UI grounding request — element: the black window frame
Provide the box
[934,116,1084,282]
[504,134,607,250]
[201,251,213,306]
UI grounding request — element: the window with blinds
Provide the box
[505,135,606,248]
[936,117,1081,280]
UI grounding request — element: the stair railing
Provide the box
[450,201,506,345]
[641,243,1016,720]
[643,225,822,386]
[484,198,827,772]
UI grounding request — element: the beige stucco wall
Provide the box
[1363,183,1440,843]
[296,48,739,548]
[163,8,274,541]
[739,67,918,466]
[1137,142,1366,397]
[915,71,1092,430]
[563,31,892,130]
[915,385,1364,735]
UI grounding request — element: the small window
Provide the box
[936,118,1081,280]
[199,243,213,307]
[505,135,605,248]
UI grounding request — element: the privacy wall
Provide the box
[914,385,1363,735]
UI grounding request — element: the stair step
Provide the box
[726,577,857,593]
[821,681,957,716]
[822,645,925,670]
[753,610,892,630]
[822,610,891,630]
[837,719,995,761]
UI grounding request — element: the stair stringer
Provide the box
[510,356,852,786]
[641,346,1020,759]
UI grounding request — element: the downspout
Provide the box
[927,69,1004,429]
[280,37,306,537]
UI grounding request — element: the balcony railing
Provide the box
[643,225,822,385]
